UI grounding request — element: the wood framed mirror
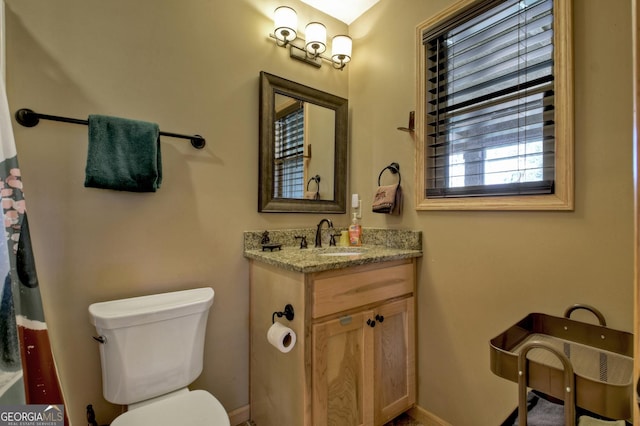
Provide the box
[258,71,348,213]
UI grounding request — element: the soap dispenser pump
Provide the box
[348,212,362,246]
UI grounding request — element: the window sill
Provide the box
[415,192,574,211]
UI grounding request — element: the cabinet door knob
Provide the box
[375,314,384,323]
[367,319,376,327]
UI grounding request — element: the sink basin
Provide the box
[319,252,364,257]
[313,247,368,257]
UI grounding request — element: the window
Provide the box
[274,101,305,199]
[416,0,573,210]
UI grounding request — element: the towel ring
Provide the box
[377,162,401,186]
[307,175,321,191]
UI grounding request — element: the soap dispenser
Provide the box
[348,212,362,246]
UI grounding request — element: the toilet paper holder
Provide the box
[272,304,295,323]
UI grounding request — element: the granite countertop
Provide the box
[243,228,422,273]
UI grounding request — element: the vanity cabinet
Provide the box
[249,258,416,426]
[312,297,415,425]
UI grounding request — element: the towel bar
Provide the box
[377,162,401,186]
[15,108,206,149]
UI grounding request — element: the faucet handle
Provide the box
[329,233,337,246]
[295,235,308,249]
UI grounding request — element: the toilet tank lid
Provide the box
[89,287,214,330]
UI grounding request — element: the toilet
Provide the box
[88,287,230,426]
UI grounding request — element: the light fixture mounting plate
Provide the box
[289,46,321,68]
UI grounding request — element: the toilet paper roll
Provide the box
[267,321,297,353]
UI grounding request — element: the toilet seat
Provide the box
[111,390,230,426]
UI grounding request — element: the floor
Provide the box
[239,413,424,426]
[383,413,424,426]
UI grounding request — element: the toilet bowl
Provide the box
[89,287,230,426]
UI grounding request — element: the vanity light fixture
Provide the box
[331,35,352,70]
[305,22,327,56]
[273,6,297,46]
[270,6,352,71]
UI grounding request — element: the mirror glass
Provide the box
[259,71,348,213]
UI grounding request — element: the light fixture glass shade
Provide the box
[331,35,352,66]
[274,6,297,43]
[305,22,327,55]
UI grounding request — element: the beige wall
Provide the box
[4,0,348,424]
[306,103,335,200]
[4,0,633,425]
[349,0,633,424]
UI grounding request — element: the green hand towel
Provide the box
[85,115,162,192]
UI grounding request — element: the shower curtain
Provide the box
[0,80,68,423]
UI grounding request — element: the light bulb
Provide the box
[332,35,352,68]
[274,6,297,44]
[305,22,327,56]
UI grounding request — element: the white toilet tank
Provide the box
[89,287,214,405]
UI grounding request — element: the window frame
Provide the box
[415,0,573,210]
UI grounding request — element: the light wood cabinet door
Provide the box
[311,297,415,426]
[373,297,416,425]
[312,311,375,426]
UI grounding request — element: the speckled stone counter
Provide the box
[243,228,422,273]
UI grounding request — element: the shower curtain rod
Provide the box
[14,108,206,149]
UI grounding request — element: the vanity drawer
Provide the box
[311,259,414,318]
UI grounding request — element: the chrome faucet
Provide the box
[315,218,334,248]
